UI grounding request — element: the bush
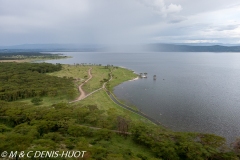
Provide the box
[31,97,43,105]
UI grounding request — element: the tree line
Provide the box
[0,63,76,101]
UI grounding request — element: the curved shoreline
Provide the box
[43,52,238,144]
[128,77,139,81]
[106,90,164,126]
[105,69,163,126]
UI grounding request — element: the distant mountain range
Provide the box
[146,43,240,52]
[0,44,102,52]
[1,43,240,52]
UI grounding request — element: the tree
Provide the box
[233,138,240,155]
[117,116,130,137]
[31,97,43,105]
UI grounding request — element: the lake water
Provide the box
[45,52,240,142]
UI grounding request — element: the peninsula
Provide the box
[0,62,239,159]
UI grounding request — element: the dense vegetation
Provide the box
[0,63,76,101]
[0,101,239,159]
[0,63,239,159]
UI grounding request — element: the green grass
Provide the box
[119,100,139,111]
[72,90,154,125]
[82,66,109,93]
[48,65,137,94]
[47,64,89,81]
[47,64,154,124]
[109,67,137,91]
[18,95,70,107]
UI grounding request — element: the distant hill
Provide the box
[1,43,240,52]
[0,44,103,52]
[146,43,240,52]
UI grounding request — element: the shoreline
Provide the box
[0,56,71,63]
[39,53,234,143]
[111,65,234,144]
[128,77,139,81]
[0,52,71,63]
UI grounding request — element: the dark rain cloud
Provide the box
[0,0,240,45]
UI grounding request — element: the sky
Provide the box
[0,0,240,46]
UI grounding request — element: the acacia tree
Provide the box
[233,138,240,156]
[31,97,43,105]
[117,116,130,137]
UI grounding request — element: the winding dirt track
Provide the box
[77,68,92,100]
[69,68,110,103]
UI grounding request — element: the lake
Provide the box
[45,52,240,142]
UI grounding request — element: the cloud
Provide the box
[184,40,219,43]
[166,3,182,14]
[215,25,239,31]
[167,15,187,23]
[0,0,240,45]
[0,0,158,45]
[136,0,182,17]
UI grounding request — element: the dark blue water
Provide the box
[46,52,240,142]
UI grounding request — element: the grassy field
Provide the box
[82,66,110,93]
[47,64,89,81]
[72,90,154,125]
[47,64,154,124]
[81,66,137,94]
[19,64,153,125]
[16,65,85,106]
[109,67,137,91]
[48,64,138,94]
